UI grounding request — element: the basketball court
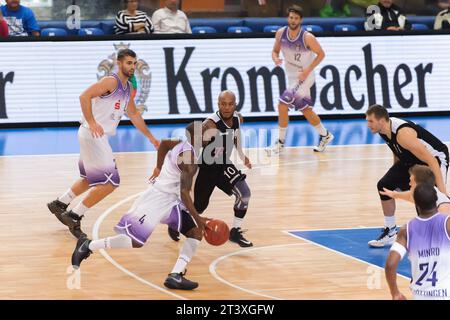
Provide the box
[2,117,448,299]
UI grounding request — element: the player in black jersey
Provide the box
[169,90,253,247]
[366,104,449,247]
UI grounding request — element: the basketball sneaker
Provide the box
[168,226,180,242]
[71,236,92,268]
[47,199,68,224]
[313,131,334,152]
[229,227,253,247]
[368,226,398,248]
[60,210,87,239]
[265,140,285,156]
[164,271,198,290]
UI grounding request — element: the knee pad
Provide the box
[233,180,251,210]
[377,178,393,201]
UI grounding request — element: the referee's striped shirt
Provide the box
[115,10,154,34]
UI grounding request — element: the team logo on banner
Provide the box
[97,42,151,114]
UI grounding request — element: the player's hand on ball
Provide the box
[89,121,104,138]
[197,217,211,233]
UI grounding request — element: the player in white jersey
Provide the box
[47,49,160,238]
[266,5,333,155]
[380,164,450,214]
[386,183,450,300]
[71,123,210,290]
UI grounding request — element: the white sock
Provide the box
[88,234,132,251]
[171,238,200,274]
[279,127,287,143]
[58,189,76,205]
[72,202,89,217]
[233,217,243,229]
[384,216,396,230]
[314,123,328,136]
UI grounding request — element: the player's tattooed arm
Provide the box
[179,153,208,231]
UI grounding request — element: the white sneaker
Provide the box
[368,227,398,248]
[265,140,285,156]
[313,131,334,152]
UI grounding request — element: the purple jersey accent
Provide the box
[407,213,450,252]
[280,27,308,54]
[78,158,120,187]
[114,204,182,245]
[408,213,450,297]
[101,73,131,104]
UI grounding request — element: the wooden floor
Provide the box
[0,145,426,299]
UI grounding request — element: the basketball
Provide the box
[204,219,230,246]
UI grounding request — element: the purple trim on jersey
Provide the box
[100,73,131,108]
[281,27,309,53]
[115,212,150,245]
[161,204,182,232]
[408,213,450,253]
[279,88,312,111]
[78,160,120,187]
[78,159,87,178]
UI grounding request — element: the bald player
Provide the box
[168,90,254,247]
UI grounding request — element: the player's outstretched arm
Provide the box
[379,188,414,203]
[127,98,160,149]
[179,152,208,231]
[79,76,117,138]
[397,128,446,193]
[385,227,407,300]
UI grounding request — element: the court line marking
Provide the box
[208,243,308,300]
[92,192,189,301]
[282,230,410,280]
[93,153,398,299]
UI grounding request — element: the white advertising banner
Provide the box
[0,34,448,123]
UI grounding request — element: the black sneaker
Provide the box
[60,210,87,239]
[168,226,180,242]
[163,271,198,290]
[71,236,92,268]
[229,227,253,247]
[47,199,68,224]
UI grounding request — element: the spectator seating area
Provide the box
[38,16,437,36]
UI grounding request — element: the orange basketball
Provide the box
[204,219,229,246]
